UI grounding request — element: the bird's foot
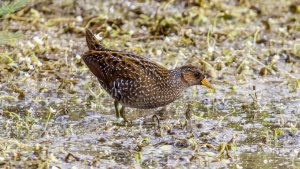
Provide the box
[155,107,168,120]
[113,118,132,126]
[152,114,161,129]
[137,115,161,129]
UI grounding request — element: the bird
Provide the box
[82,28,213,122]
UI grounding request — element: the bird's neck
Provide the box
[169,68,189,88]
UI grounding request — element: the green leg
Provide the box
[114,100,128,122]
[155,106,167,120]
[114,100,120,118]
[119,105,128,123]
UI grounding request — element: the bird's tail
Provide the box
[85,28,104,51]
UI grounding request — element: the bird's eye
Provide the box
[194,72,200,77]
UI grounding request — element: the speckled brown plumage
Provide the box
[82,29,213,121]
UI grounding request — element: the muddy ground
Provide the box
[0,0,300,168]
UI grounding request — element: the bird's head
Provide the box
[179,65,213,89]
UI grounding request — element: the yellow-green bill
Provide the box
[201,78,214,89]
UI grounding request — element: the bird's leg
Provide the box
[143,107,166,127]
[155,106,167,120]
[119,105,129,123]
[152,114,160,129]
[114,100,121,119]
[113,101,129,124]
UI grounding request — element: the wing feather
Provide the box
[82,50,169,84]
